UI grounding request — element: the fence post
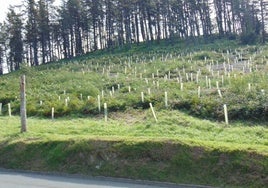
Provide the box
[20,75,27,133]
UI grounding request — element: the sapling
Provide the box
[218,89,223,98]
[164,91,168,108]
[0,103,2,115]
[148,88,151,95]
[224,104,229,125]
[149,103,158,122]
[98,95,101,113]
[180,82,184,91]
[186,73,189,81]
[104,103,108,122]
[164,75,167,82]
[51,107,55,120]
[65,99,68,107]
[141,92,144,103]
[145,78,149,84]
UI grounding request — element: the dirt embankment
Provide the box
[0,139,267,188]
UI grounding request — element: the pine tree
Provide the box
[37,0,51,64]
[25,0,39,66]
[6,8,24,71]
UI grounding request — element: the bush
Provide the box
[240,32,259,45]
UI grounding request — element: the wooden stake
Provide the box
[0,103,2,115]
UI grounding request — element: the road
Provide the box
[0,169,207,188]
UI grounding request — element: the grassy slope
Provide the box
[0,39,267,187]
[0,110,267,187]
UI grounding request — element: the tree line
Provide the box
[0,0,267,74]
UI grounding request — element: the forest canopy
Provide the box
[0,0,267,74]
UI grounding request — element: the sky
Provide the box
[0,0,22,22]
[0,0,61,22]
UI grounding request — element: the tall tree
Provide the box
[0,22,5,75]
[37,0,51,64]
[6,8,24,71]
[25,0,39,66]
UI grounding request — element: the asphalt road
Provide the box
[0,169,209,188]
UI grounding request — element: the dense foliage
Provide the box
[0,0,268,74]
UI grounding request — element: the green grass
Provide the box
[1,110,267,154]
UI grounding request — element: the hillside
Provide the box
[0,39,267,187]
